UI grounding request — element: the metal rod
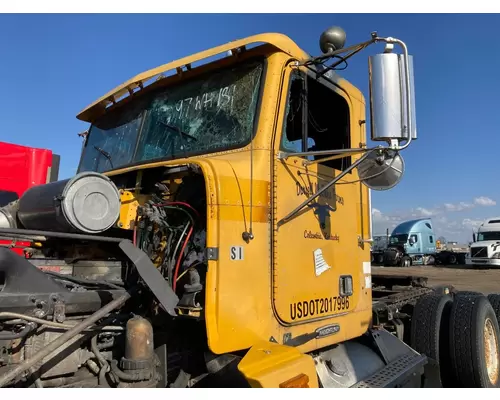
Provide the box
[0,228,123,243]
[316,41,373,80]
[303,149,367,166]
[279,147,370,160]
[277,150,374,227]
[393,39,413,151]
[0,290,132,388]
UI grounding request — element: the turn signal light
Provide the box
[279,373,310,388]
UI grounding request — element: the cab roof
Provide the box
[391,218,434,235]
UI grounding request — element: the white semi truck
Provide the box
[467,217,500,268]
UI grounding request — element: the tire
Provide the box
[448,254,457,265]
[427,256,435,265]
[487,294,500,324]
[400,256,411,268]
[455,291,482,298]
[376,254,384,264]
[449,294,500,387]
[410,294,454,387]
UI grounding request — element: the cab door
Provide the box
[271,67,366,326]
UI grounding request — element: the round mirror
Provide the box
[319,26,346,54]
[357,150,405,191]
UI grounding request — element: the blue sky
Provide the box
[0,13,498,242]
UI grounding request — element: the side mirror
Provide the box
[472,233,476,242]
[369,51,417,145]
[409,236,415,245]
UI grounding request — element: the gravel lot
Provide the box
[373,265,500,295]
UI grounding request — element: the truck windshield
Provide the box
[477,232,500,241]
[78,60,264,173]
[390,234,408,244]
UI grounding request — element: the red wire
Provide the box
[145,201,199,291]
[172,225,194,292]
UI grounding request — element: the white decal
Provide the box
[313,249,331,276]
[363,261,371,274]
[230,246,244,261]
[365,275,372,289]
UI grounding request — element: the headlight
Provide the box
[491,253,500,259]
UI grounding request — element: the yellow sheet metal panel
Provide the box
[117,190,149,230]
[237,340,319,388]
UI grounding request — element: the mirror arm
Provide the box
[315,40,374,80]
[277,147,376,161]
[277,149,375,228]
[303,37,376,66]
[302,149,367,167]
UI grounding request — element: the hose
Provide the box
[91,335,109,369]
[91,334,110,386]
[0,312,124,332]
[0,290,133,388]
[0,323,36,340]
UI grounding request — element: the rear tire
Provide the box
[400,256,411,268]
[410,294,454,387]
[448,254,457,265]
[487,294,500,324]
[455,291,482,297]
[449,294,500,387]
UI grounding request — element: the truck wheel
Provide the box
[376,254,384,264]
[448,254,457,265]
[400,256,411,268]
[487,294,500,324]
[410,294,454,387]
[449,294,500,387]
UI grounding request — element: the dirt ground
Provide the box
[373,265,500,295]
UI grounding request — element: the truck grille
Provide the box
[470,246,488,258]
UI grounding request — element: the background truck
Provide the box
[0,27,498,389]
[0,141,60,256]
[382,218,468,267]
[382,218,437,267]
[436,241,469,265]
[467,217,500,268]
[371,231,389,264]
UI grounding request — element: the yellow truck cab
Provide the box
[0,26,499,389]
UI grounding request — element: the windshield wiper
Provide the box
[159,121,197,142]
[93,145,114,169]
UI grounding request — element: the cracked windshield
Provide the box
[78,60,263,173]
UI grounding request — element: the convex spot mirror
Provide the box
[357,149,405,191]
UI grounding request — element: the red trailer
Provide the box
[0,141,60,255]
